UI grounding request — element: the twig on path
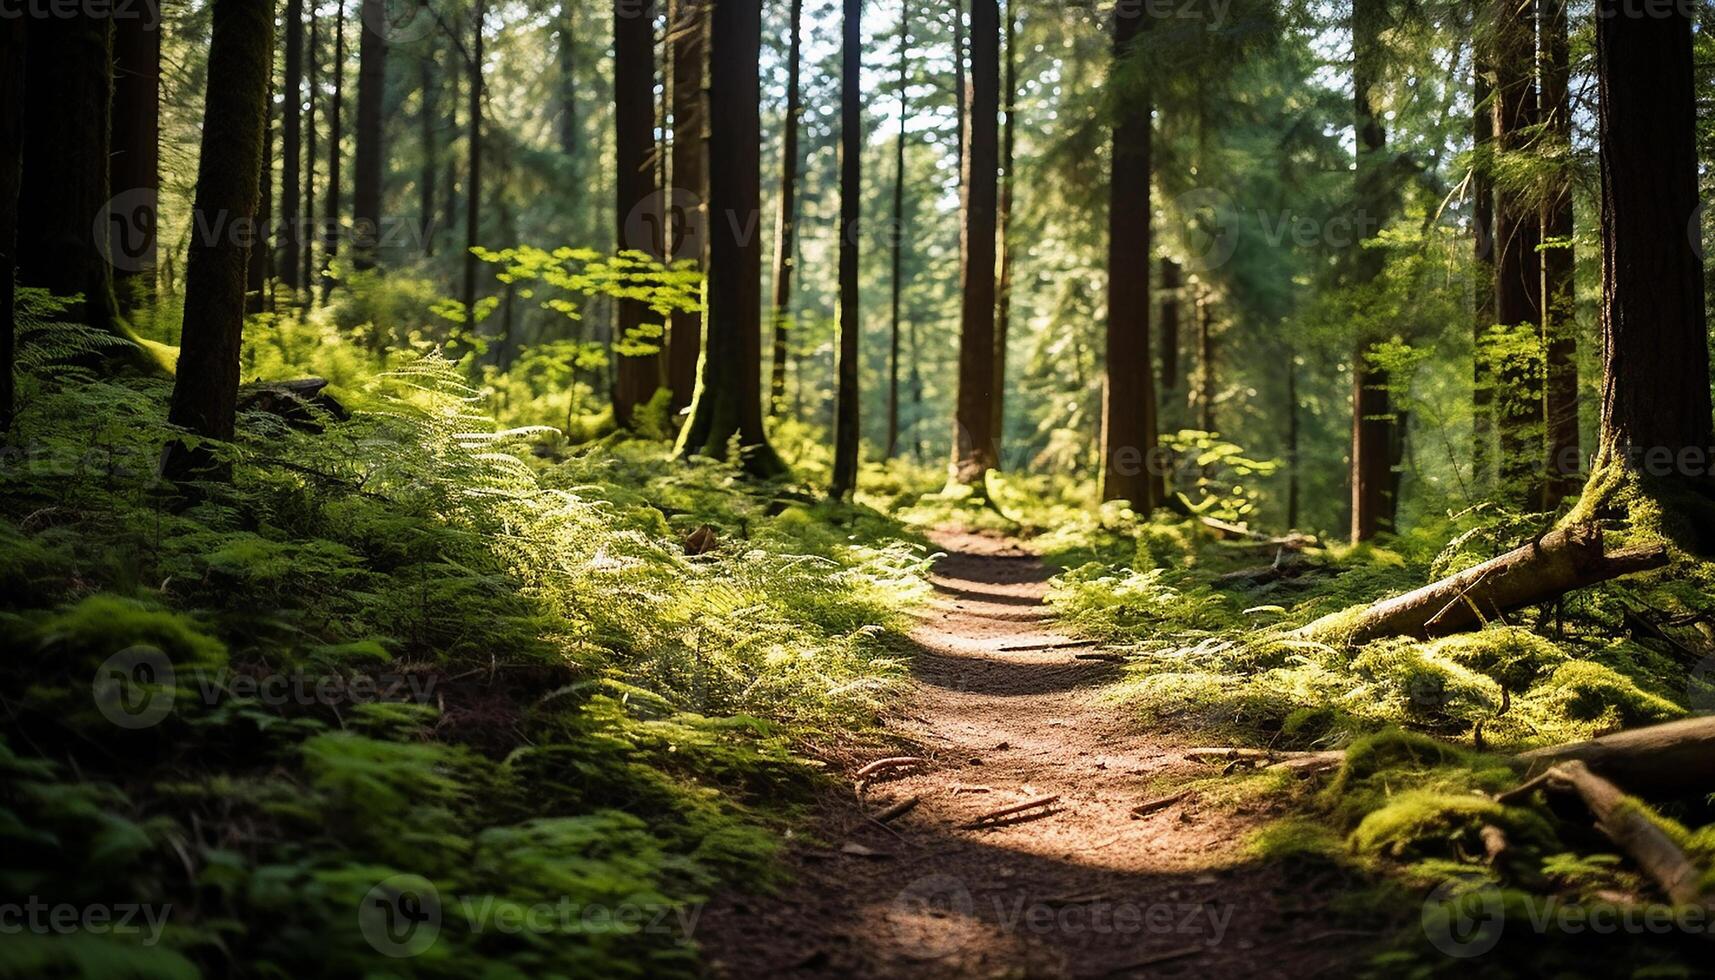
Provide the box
[961,794,1061,829]
[871,795,920,824]
[855,756,926,778]
[1074,652,1128,663]
[998,639,1100,652]
[864,814,911,844]
[1129,790,1195,819]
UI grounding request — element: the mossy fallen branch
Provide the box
[1301,524,1668,644]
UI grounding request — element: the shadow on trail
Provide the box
[697,814,1382,978]
[912,645,1122,697]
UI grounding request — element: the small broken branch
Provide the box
[962,794,1061,829]
[871,795,920,825]
[855,756,926,779]
[997,638,1100,652]
[1130,790,1194,818]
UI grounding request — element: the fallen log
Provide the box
[1301,524,1667,644]
[1541,761,1706,906]
[1514,716,1715,797]
[236,377,348,429]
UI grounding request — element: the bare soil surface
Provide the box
[699,529,1377,978]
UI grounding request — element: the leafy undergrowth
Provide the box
[1042,502,1715,975]
[0,313,930,977]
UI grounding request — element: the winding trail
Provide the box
[701,530,1367,978]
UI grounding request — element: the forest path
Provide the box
[699,529,1364,978]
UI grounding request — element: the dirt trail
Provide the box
[701,530,1366,978]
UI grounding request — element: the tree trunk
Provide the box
[613,0,662,427]
[992,0,1016,466]
[1304,523,1667,644]
[1539,0,1577,506]
[302,4,318,299]
[1197,290,1215,433]
[111,6,161,308]
[953,0,965,187]
[19,12,138,355]
[0,15,21,431]
[1286,354,1300,528]
[352,0,386,270]
[323,0,345,300]
[1472,52,1496,489]
[768,0,803,417]
[442,57,458,255]
[1492,0,1544,507]
[558,1,579,160]
[667,0,707,417]
[1159,257,1180,397]
[1099,2,1158,509]
[279,0,303,295]
[419,51,436,256]
[247,72,274,313]
[830,0,862,499]
[1349,0,1396,542]
[676,0,785,476]
[162,0,274,481]
[885,2,909,461]
[463,0,485,331]
[1586,0,1712,504]
[950,0,999,488]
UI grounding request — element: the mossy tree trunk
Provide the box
[1099,1,1158,509]
[667,0,707,417]
[767,0,803,418]
[1577,0,1713,528]
[162,0,274,481]
[612,0,663,428]
[950,0,999,488]
[675,0,784,477]
[830,0,862,500]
